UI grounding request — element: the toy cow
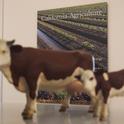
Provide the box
[0,39,94,119]
[75,69,124,121]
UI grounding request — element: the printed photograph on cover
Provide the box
[37,2,108,105]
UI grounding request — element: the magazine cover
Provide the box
[37,2,108,105]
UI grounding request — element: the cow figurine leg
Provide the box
[22,92,37,119]
[59,95,70,112]
[99,90,109,121]
[59,94,70,112]
[93,90,109,121]
[22,91,37,119]
[93,91,103,117]
[88,95,97,113]
[94,98,108,121]
[21,78,37,119]
[100,102,108,121]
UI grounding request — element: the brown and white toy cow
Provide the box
[75,69,124,121]
[0,39,94,119]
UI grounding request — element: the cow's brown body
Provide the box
[10,46,92,99]
[95,69,124,104]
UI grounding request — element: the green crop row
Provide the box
[38,21,78,41]
[55,19,107,33]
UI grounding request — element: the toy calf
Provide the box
[75,69,124,121]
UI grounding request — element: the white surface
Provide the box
[1,98,124,124]
[0,0,124,103]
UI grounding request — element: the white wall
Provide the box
[0,0,3,105]
[108,1,124,70]
[0,0,3,38]
[1,0,124,103]
[3,0,37,103]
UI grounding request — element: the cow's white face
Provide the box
[76,70,97,95]
[0,39,13,67]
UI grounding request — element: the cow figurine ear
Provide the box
[10,45,23,53]
[7,39,15,47]
[75,75,81,81]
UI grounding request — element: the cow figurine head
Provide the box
[0,39,15,68]
[75,69,97,96]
